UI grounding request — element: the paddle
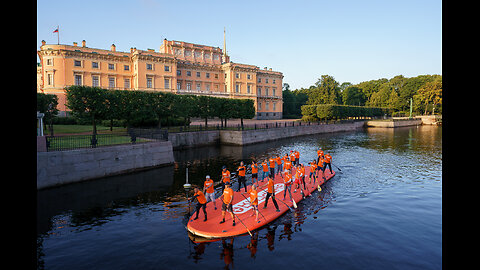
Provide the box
[231,211,253,237]
[331,162,342,172]
[276,196,294,211]
[239,193,266,222]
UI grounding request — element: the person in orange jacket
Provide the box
[261,174,280,212]
[236,161,247,192]
[269,157,276,178]
[203,175,216,210]
[282,169,293,201]
[322,153,333,174]
[250,160,259,185]
[309,160,317,184]
[275,155,283,176]
[219,182,235,226]
[243,184,260,223]
[261,159,269,182]
[221,166,231,193]
[190,187,207,221]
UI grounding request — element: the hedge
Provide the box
[301,104,391,120]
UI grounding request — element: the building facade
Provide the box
[37,38,283,119]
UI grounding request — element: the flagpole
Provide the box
[57,25,59,45]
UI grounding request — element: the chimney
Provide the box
[269,68,272,71]
[111,44,116,52]
[130,47,134,53]
[82,40,86,47]
[41,40,46,46]
[73,42,78,47]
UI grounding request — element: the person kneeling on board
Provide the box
[203,175,216,210]
[261,175,280,212]
[219,182,236,226]
[190,187,207,222]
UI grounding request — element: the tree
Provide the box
[37,93,59,134]
[65,86,108,146]
[342,86,366,106]
[307,75,341,105]
[414,80,442,115]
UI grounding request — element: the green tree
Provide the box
[37,93,59,134]
[307,75,341,105]
[342,86,366,106]
[414,80,442,115]
[65,86,109,146]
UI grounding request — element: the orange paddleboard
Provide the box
[186,166,335,238]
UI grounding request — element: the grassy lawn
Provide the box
[43,124,127,135]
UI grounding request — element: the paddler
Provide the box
[261,159,269,182]
[289,151,296,166]
[275,155,283,176]
[250,160,259,185]
[317,148,324,164]
[203,175,217,210]
[243,184,260,223]
[322,153,333,174]
[190,187,207,221]
[309,160,317,184]
[282,169,293,201]
[269,156,276,178]
[219,182,236,226]
[236,161,247,192]
[220,166,231,193]
[262,175,280,212]
[294,150,300,165]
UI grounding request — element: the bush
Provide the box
[301,104,390,121]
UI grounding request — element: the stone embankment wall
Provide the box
[37,141,174,189]
[365,119,422,128]
[219,121,365,146]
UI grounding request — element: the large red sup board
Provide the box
[186,166,335,238]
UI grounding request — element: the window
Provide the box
[177,81,182,90]
[258,78,261,83]
[147,77,153,88]
[213,54,219,60]
[235,84,240,93]
[108,63,115,70]
[247,74,251,80]
[266,102,269,110]
[196,72,200,78]
[92,75,99,87]
[236,73,240,79]
[74,74,82,85]
[164,79,170,89]
[187,83,191,90]
[273,79,276,84]
[74,60,81,67]
[187,71,191,77]
[265,87,269,96]
[124,78,130,89]
[124,65,129,71]
[47,74,53,85]
[92,62,99,69]
[46,59,52,66]
[146,63,153,70]
[258,102,262,110]
[247,85,251,94]
[206,83,210,91]
[273,88,276,96]
[109,77,115,89]
[265,78,269,83]
[273,102,276,111]
[215,74,219,79]
[206,73,210,78]
[257,87,262,96]
[177,70,181,76]
[196,83,201,90]
[165,66,170,72]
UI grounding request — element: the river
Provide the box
[36,125,442,269]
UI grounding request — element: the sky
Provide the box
[37,0,442,90]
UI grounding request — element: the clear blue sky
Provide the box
[37,0,442,90]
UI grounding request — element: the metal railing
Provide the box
[46,128,168,152]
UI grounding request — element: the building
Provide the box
[37,37,283,119]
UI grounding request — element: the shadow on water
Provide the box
[37,125,441,270]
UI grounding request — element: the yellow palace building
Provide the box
[37,36,284,119]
